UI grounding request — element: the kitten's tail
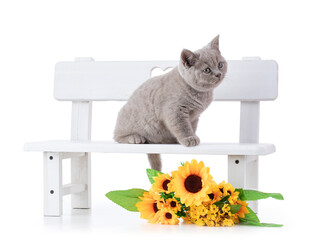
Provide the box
[147,154,162,171]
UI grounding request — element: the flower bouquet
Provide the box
[106,159,283,227]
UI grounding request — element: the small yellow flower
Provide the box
[232,214,240,224]
[185,203,237,227]
[222,218,234,227]
[194,218,205,226]
[205,219,216,227]
[189,205,199,220]
[182,212,193,224]
[218,204,237,227]
[220,204,232,217]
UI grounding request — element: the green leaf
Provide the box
[176,210,187,218]
[229,204,241,214]
[214,195,230,209]
[238,206,283,227]
[235,188,246,200]
[160,192,175,200]
[215,195,230,204]
[105,188,147,212]
[236,189,284,201]
[243,207,260,223]
[239,219,283,227]
[146,168,163,184]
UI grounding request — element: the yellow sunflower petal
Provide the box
[136,192,160,223]
[236,200,249,218]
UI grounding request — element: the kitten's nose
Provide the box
[216,73,221,78]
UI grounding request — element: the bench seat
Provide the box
[24,140,275,155]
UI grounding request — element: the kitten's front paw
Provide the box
[179,136,200,147]
[128,134,147,144]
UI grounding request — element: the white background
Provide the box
[1,0,310,239]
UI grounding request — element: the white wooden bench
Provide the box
[24,57,278,216]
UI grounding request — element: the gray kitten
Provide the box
[114,35,227,171]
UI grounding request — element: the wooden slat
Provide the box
[71,101,92,209]
[54,59,278,101]
[62,184,86,196]
[25,141,275,156]
[43,152,62,216]
[59,152,85,160]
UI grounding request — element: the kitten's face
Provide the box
[178,35,227,92]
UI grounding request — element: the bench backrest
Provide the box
[54,57,278,145]
[54,58,278,102]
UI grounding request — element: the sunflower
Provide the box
[136,191,161,224]
[203,181,222,204]
[164,198,181,213]
[171,159,213,206]
[236,200,249,218]
[156,208,179,225]
[151,173,172,194]
[218,181,231,195]
[218,181,239,204]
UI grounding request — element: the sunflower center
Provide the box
[153,202,159,213]
[208,193,215,200]
[184,174,202,193]
[162,180,170,191]
[170,201,177,208]
[165,213,172,219]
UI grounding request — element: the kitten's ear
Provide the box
[181,49,198,68]
[208,35,220,52]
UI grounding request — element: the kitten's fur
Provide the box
[114,35,227,171]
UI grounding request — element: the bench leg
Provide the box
[71,153,91,209]
[43,152,63,216]
[228,155,258,213]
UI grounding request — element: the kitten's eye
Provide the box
[218,62,224,69]
[203,68,211,74]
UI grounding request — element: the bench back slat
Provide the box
[54,59,278,101]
